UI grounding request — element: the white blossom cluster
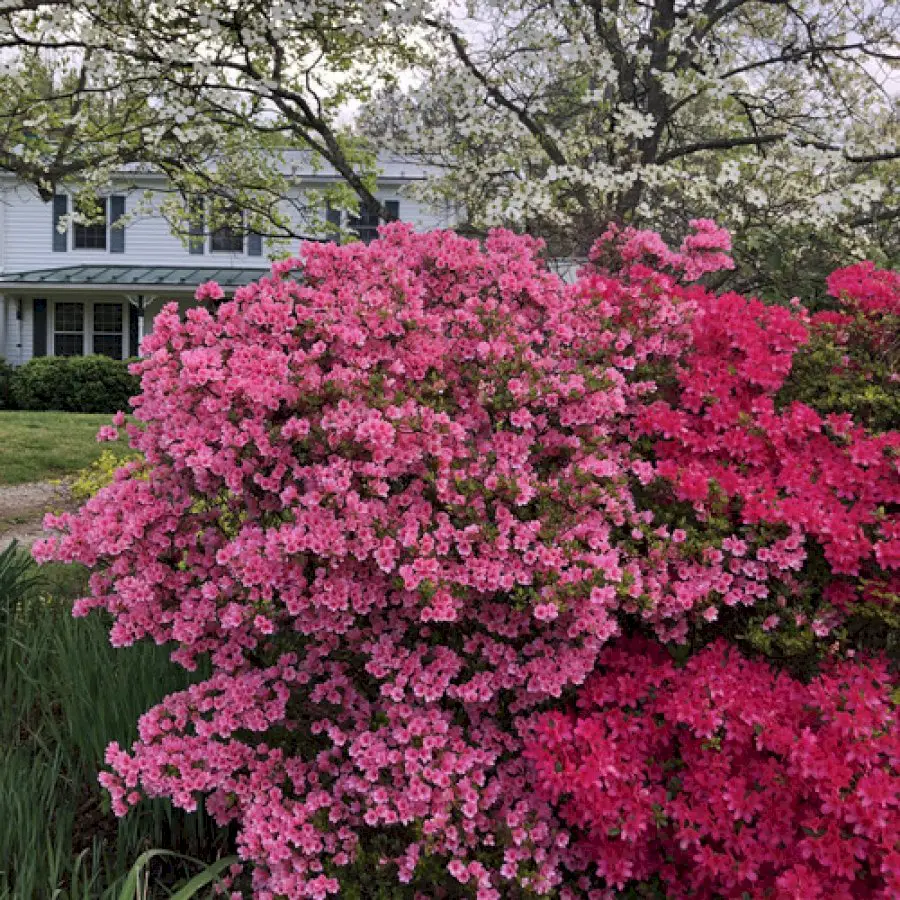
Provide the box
[0,0,896,266]
[367,0,898,259]
[0,0,431,237]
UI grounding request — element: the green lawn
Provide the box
[0,411,130,484]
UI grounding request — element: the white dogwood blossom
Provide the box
[0,0,895,286]
[365,0,898,276]
[0,0,431,239]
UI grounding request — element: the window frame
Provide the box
[49,300,129,358]
[209,208,246,254]
[91,301,125,360]
[52,301,86,357]
[349,199,381,244]
[346,199,399,244]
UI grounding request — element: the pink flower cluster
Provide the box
[588,218,735,282]
[639,278,899,636]
[32,224,898,897]
[827,261,900,317]
[527,638,900,898]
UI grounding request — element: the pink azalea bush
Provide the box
[34,223,898,897]
[526,639,899,898]
[638,276,899,636]
[786,261,900,435]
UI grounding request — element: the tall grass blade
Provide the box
[167,856,238,900]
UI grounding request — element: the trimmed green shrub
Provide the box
[7,357,64,410]
[9,356,139,413]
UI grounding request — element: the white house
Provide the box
[0,156,457,366]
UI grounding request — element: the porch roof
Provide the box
[0,264,271,293]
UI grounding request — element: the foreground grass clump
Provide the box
[0,411,131,485]
[0,543,229,898]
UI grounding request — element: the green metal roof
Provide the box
[0,264,271,292]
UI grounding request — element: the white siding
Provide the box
[0,184,7,273]
[2,182,258,272]
[1,179,456,275]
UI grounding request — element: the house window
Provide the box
[349,199,380,244]
[348,200,398,244]
[54,302,85,356]
[73,197,108,250]
[325,204,342,242]
[92,303,124,359]
[210,209,245,253]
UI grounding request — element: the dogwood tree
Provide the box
[368,0,899,275]
[0,0,426,242]
[0,0,896,280]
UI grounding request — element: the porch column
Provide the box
[128,294,145,357]
[0,294,6,361]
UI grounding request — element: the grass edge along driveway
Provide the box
[0,410,130,485]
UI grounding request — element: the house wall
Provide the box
[0,178,456,275]
[0,167,460,366]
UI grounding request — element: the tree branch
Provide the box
[658,134,900,164]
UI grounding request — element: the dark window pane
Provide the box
[93,334,123,359]
[55,302,84,332]
[210,224,244,253]
[349,199,380,244]
[54,301,85,357]
[73,198,108,249]
[93,303,123,358]
[325,205,342,242]
[74,223,107,249]
[93,303,123,333]
[54,333,84,357]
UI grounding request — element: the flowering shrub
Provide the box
[526,638,900,898]
[584,227,899,658]
[638,283,899,652]
[34,224,898,897]
[827,262,900,318]
[783,261,900,434]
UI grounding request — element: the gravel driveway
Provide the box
[0,481,73,552]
